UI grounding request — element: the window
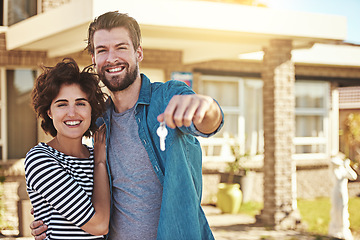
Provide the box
[198,75,263,161]
[7,69,37,159]
[198,76,330,162]
[1,0,3,26]
[294,81,330,160]
[3,0,37,26]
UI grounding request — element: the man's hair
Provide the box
[31,58,107,137]
[86,11,142,54]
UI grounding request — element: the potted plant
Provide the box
[216,143,250,214]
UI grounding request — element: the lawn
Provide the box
[297,197,360,236]
[238,197,360,236]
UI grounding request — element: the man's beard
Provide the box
[99,63,138,92]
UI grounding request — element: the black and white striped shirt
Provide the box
[25,142,105,239]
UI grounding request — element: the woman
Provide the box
[25,58,109,239]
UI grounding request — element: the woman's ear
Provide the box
[47,110,52,119]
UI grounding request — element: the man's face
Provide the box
[92,27,143,92]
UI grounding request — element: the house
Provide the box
[1,0,360,236]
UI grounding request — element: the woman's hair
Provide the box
[86,11,141,54]
[31,58,107,137]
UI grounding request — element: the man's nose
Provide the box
[106,49,118,64]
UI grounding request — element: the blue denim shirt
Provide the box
[97,74,224,240]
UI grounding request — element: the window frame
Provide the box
[3,67,39,161]
[0,68,7,161]
[2,0,40,26]
[198,74,263,162]
[293,80,331,161]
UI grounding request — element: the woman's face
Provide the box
[48,83,92,141]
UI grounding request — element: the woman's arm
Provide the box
[27,126,110,237]
[81,124,110,235]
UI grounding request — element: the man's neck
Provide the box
[111,75,142,113]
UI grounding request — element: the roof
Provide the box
[5,0,347,64]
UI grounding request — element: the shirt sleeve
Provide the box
[164,80,224,137]
[25,148,95,227]
[188,98,224,138]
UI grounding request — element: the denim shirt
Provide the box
[97,74,224,240]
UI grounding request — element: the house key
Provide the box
[156,121,168,151]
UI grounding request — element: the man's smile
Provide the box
[104,64,127,75]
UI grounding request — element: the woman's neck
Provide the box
[47,136,89,158]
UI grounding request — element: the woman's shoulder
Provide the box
[25,142,57,166]
[26,142,49,155]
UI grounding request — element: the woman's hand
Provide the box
[29,208,47,240]
[94,124,106,165]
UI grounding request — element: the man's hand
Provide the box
[157,94,222,134]
[30,208,47,240]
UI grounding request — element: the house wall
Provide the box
[0,33,47,66]
[2,35,360,234]
[203,167,360,206]
[296,65,360,80]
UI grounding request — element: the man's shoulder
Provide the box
[151,80,193,94]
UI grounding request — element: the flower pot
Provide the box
[216,183,242,214]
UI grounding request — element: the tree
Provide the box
[342,113,360,172]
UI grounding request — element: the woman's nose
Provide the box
[67,106,76,116]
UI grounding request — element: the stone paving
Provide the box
[1,205,359,240]
[203,205,360,240]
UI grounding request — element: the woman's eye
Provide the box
[77,102,87,106]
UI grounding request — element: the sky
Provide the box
[266,0,360,44]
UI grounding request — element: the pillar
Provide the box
[257,39,301,229]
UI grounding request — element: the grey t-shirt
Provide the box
[108,106,163,240]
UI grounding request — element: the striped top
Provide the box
[24,142,104,240]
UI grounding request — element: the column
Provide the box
[257,39,301,229]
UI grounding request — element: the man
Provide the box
[30,11,223,240]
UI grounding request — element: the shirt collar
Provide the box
[103,73,151,120]
[137,73,151,106]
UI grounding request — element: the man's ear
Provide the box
[137,46,143,62]
[91,55,95,65]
